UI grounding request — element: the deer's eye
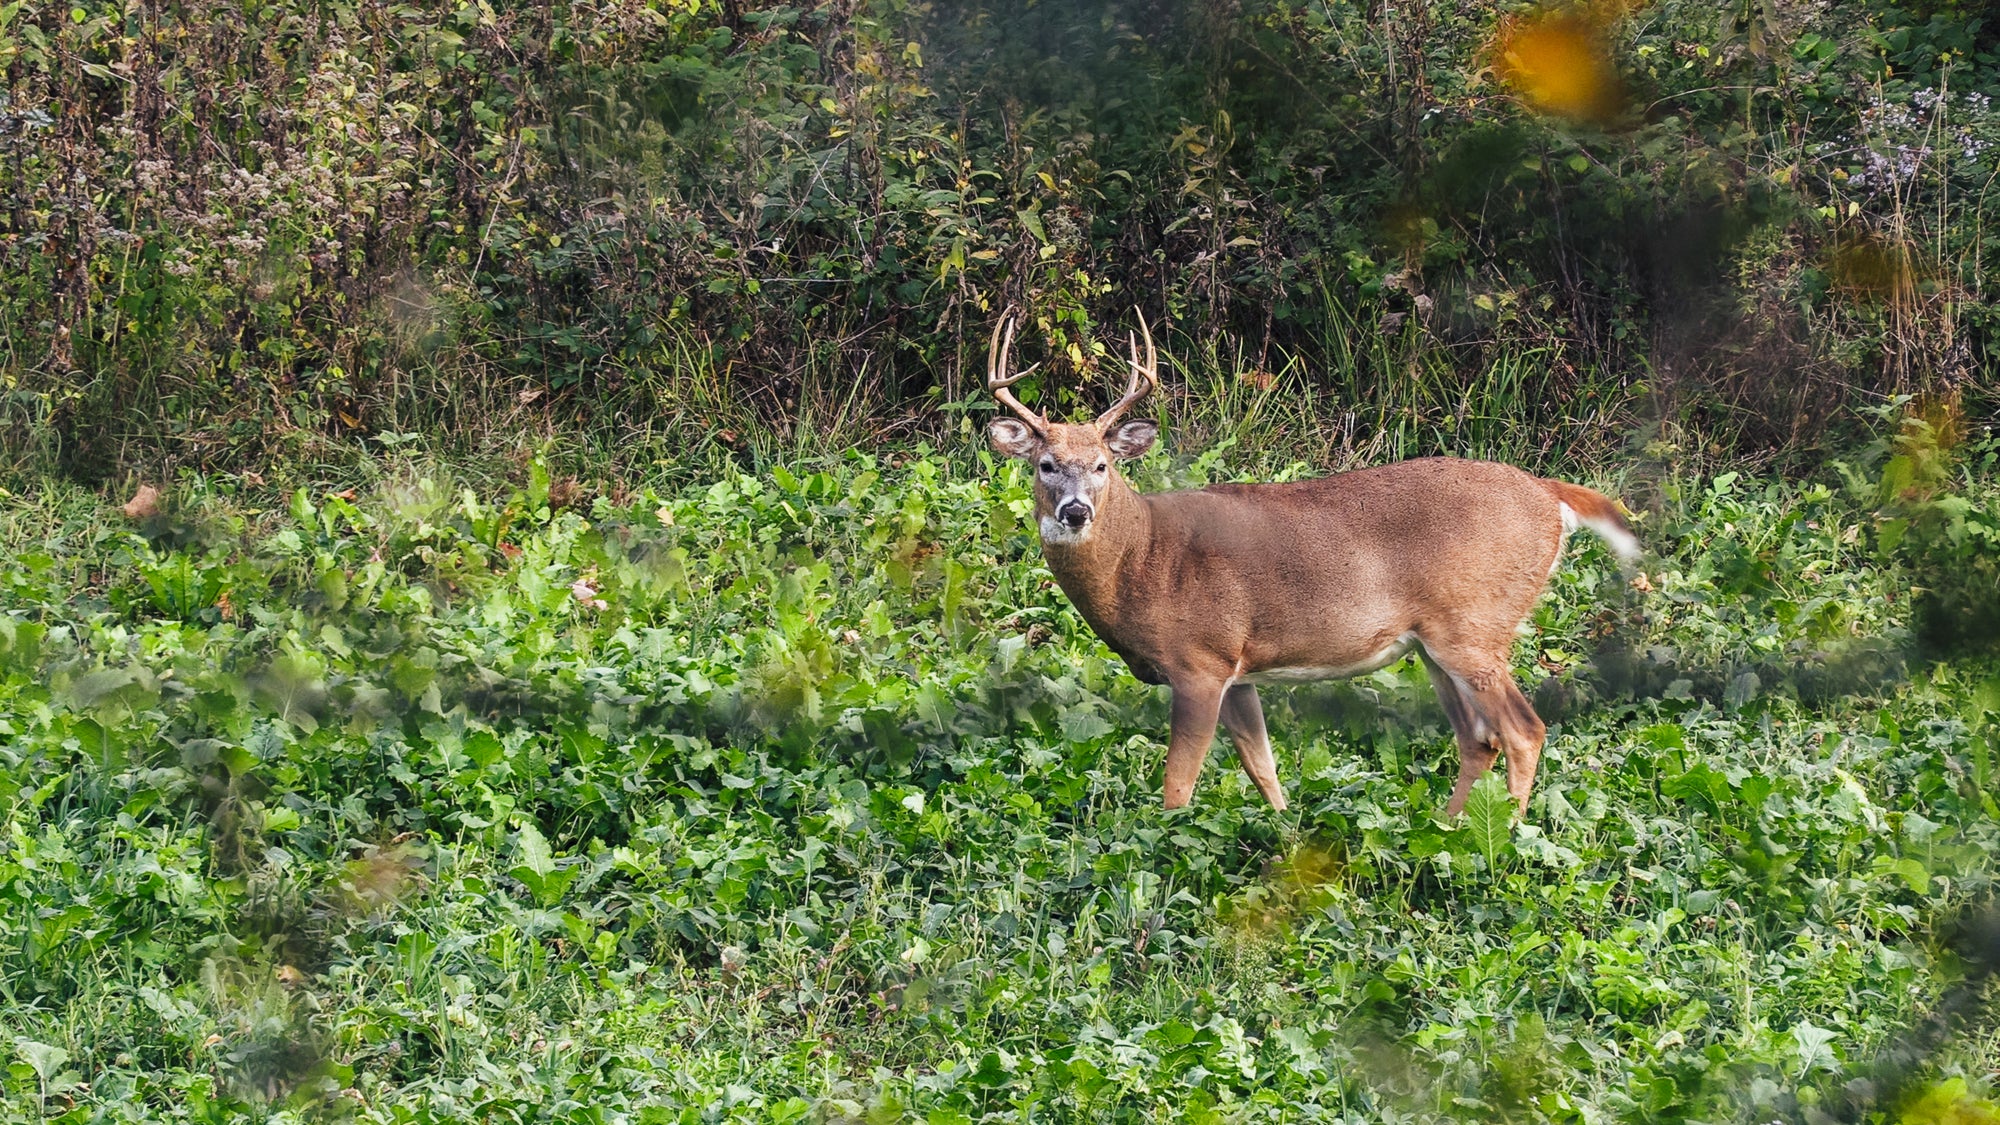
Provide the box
[1039,460,1057,474]
[1094,462,1108,473]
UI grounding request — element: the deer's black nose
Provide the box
[1058,500,1092,527]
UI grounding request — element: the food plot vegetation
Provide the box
[1,438,1997,1123]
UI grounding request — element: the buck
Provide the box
[984,311,1639,816]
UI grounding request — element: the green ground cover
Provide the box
[1,432,1997,1123]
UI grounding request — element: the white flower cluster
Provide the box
[1843,87,1994,194]
[0,91,52,136]
[66,37,426,288]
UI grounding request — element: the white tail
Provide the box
[984,310,1640,816]
[1553,484,1641,565]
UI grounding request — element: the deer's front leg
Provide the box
[1162,676,1227,809]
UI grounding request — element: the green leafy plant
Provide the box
[1461,772,1516,874]
[0,447,1995,1120]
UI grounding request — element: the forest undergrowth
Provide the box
[5,0,1998,480]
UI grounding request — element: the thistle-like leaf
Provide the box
[1464,772,1515,871]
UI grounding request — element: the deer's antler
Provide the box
[987,308,1045,434]
[1096,309,1158,431]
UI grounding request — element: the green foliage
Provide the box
[1867,406,2000,659]
[0,445,1995,1120]
[4,0,1997,479]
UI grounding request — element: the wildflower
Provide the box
[570,572,608,610]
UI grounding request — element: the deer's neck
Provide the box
[1040,474,1153,629]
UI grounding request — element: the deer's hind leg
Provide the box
[1219,684,1287,811]
[1422,651,1499,816]
[1420,648,1546,816]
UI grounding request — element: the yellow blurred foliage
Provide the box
[1492,9,1626,124]
[1898,1079,2000,1125]
[1829,233,1917,304]
[1223,842,1346,939]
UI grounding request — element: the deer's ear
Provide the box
[988,418,1041,459]
[1105,419,1158,459]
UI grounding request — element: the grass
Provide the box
[7,300,1687,505]
[0,431,1996,1123]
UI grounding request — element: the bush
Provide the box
[2,0,1996,478]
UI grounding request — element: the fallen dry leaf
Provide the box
[122,484,161,520]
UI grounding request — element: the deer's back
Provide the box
[1125,457,1567,674]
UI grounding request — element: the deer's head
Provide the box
[985,311,1160,545]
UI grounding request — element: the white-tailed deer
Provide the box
[984,310,1638,815]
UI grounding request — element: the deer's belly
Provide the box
[1241,633,1416,684]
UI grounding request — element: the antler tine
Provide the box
[1096,309,1159,431]
[986,310,1046,432]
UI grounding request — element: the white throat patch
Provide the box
[1039,514,1096,546]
